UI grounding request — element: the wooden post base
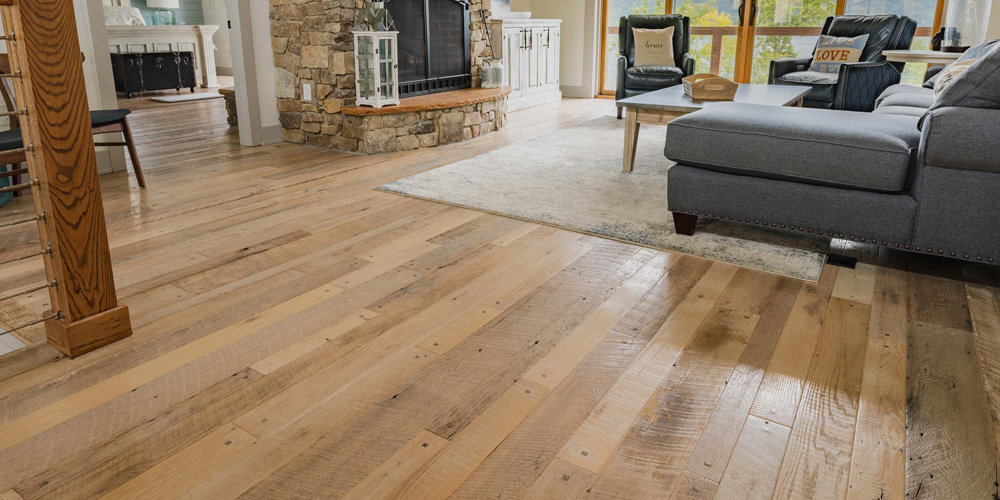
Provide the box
[45,303,133,358]
[673,212,698,236]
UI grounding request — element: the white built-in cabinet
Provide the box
[489,19,562,111]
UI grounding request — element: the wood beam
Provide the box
[2,0,132,357]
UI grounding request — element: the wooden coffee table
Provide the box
[617,84,811,172]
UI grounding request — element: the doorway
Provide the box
[599,0,942,93]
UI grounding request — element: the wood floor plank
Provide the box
[963,264,1000,459]
[99,424,257,500]
[684,275,800,483]
[520,458,595,500]
[386,380,550,499]
[557,263,739,476]
[340,430,450,500]
[714,416,791,500]
[585,306,760,498]
[905,321,997,499]
[750,265,838,426]
[773,298,871,499]
[846,252,908,500]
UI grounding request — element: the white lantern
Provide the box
[353,2,399,108]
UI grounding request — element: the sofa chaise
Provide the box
[664,40,1000,265]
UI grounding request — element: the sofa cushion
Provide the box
[624,65,684,90]
[663,102,921,192]
[873,105,927,117]
[779,71,838,101]
[924,40,999,88]
[875,83,932,108]
[879,90,934,110]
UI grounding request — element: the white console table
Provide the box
[106,25,220,88]
[882,49,962,65]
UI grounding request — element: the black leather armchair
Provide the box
[768,15,917,111]
[616,15,694,119]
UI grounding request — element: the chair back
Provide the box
[0,54,18,131]
[619,15,690,69]
[820,15,917,69]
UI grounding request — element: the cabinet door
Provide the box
[544,26,560,88]
[525,28,543,94]
[502,27,523,96]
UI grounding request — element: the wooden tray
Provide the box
[682,74,738,100]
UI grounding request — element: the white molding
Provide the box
[260,125,283,144]
[228,0,263,146]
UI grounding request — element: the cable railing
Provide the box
[0,0,133,359]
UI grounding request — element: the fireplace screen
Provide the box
[386,0,472,97]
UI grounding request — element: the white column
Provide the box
[197,25,221,88]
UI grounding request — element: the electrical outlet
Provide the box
[302,83,312,101]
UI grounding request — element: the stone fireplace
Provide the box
[270,0,509,154]
[388,0,472,97]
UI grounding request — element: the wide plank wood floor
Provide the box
[1,96,999,499]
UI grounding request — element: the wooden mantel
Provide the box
[343,86,512,116]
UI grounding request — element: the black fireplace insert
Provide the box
[385,0,472,97]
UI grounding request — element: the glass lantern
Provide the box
[942,0,993,51]
[353,2,399,108]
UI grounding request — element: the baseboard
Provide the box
[508,90,563,112]
[261,124,284,145]
[216,66,234,76]
[559,85,587,98]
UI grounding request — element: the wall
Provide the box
[251,0,280,138]
[517,0,600,98]
[131,0,206,25]
[202,0,233,73]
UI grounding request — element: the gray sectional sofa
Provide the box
[664,40,1000,265]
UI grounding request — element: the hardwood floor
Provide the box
[0,97,998,499]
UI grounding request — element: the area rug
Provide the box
[150,93,224,103]
[377,116,830,281]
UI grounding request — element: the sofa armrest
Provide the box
[769,57,811,83]
[681,53,696,76]
[921,106,1000,174]
[835,60,901,112]
[923,65,945,85]
[616,55,628,101]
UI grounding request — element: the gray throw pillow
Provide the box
[929,42,1000,111]
[925,40,1000,88]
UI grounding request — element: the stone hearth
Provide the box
[340,87,510,154]
[270,0,502,153]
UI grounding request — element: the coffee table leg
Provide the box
[623,107,640,172]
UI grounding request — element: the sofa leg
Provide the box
[673,212,698,236]
[617,106,623,120]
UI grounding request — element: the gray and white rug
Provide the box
[378,116,829,281]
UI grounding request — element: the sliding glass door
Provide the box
[599,0,943,93]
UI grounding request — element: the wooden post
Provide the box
[3,0,132,357]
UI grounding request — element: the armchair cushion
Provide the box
[624,65,685,90]
[663,103,921,192]
[779,70,839,101]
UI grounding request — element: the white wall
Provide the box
[250,0,279,139]
[202,0,233,74]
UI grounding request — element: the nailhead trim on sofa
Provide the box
[671,207,995,263]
